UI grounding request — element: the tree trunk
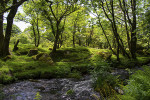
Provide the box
[2,1,18,56]
[73,32,75,47]
[0,13,4,56]
[52,33,59,53]
[111,0,120,61]
[119,0,131,51]
[32,23,37,47]
[73,23,76,48]
[36,17,40,47]
[0,1,4,56]
[130,0,137,59]
[97,17,116,55]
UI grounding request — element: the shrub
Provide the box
[119,65,150,100]
[92,62,120,98]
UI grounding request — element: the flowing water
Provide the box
[2,75,100,100]
[3,63,150,100]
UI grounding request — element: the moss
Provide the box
[50,47,91,62]
[97,51,112,60]
[110,53,150,68]
[66,89,74,95]
[38,54,53,65]
[67,71,82,79]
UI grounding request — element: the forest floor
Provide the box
[0,43,150,84]
[0,44,150,99]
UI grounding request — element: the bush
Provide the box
[119,65,150,100]
[92,62,120,98]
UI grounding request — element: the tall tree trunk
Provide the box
[119,0,131,51]
[0,13,4,56]
[97,16,116,55]
[36,17,40,47]
[111,0,120,61]
[2,0,18,56]
[73,23,76,48]
[130,0,137,59]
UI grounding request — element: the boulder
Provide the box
[28,49,38,56]
[98,52,112,60]
[34,53,53,65]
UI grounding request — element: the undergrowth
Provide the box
[118,65,150,100]
[0,44,150,100]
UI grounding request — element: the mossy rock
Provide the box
[98,52,112,60]
[28,49,38,56]
[35,53,46,60]
[34,53,53,65]
[39,56,53,65]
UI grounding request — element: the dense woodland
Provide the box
[0,0,150,100]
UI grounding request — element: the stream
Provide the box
[2,75,100,100]
[2,63,150,100]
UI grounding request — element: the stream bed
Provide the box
[2,75,100,100]
[3,64,150,100]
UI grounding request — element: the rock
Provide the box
[38,54,53,65]
[111,68,129,80]
[115,87,124,95]
[98,51,112,60]
[28,49,38,56]
[118,89,124,94]
[34,53,53,65]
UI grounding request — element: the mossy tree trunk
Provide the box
[2,0,19,56]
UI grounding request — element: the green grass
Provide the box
[0,46,113,84]
[0,46,100,84]
[110,54,150,68]
[1,44,150,99]
[1,44,150,100]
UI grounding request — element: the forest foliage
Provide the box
[0,0,150,100]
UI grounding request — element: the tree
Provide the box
[39,0,79,53]
[0,0,27,57]
[66,8,88,47]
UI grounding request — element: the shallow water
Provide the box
[3,75,100,100]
